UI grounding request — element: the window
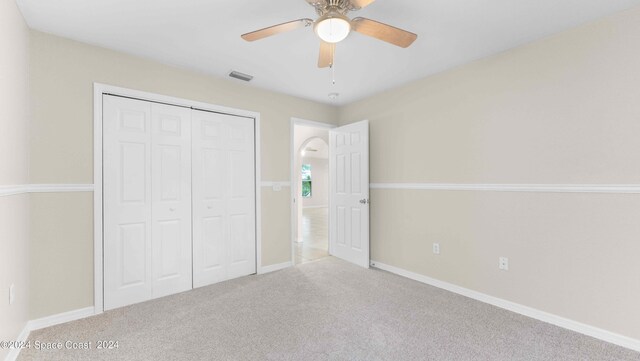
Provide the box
[302,164,312,198]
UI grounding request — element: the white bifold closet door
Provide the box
[192,110,256,288]
[103,95,256,310]
[103,95,192,310]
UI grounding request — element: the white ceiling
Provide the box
[17,0,640,105]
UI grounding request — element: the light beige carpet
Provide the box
[19,257,640,360]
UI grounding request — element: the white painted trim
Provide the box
[255,114,262,277]
[27,307,96,331]
[290,117,337,265]
[95,84,260,119]
[4,325,30,361]
[258,261,293,274]
[302,205,328,209]
[93,83,262,314]
[5,183,638,197]
[4,307,96,361]
[93,84,104,315]
[291,117,336,129]
[0,184,94,197]
[370,260,640,352]
[260,181,291,187]
[0,185,28,197]
[370,183,640,194]
[29,184,94,193]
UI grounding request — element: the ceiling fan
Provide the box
[241,0,418,68]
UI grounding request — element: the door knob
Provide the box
[359,199,369,204]
[169,208,176,212]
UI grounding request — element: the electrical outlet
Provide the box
[9,284,15,305]
[499,257,509,271]
[432,243,440,255]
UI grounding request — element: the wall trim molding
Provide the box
[6,183,637,195]
[370,260,640,352]
[3,307,97,361]
[27,306,97,332]
[258,261,293,275]
[29,184,94,193]
[0,185,28,197]
[0,184,94,197]
[4,324,30,361]
[370,183,640,194]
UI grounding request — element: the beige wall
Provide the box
[29,193,93,319]
[340,6,640,340]
[29,31,337,318]
[261,189,292,266]
[17,1,640,344]
[0,0,30,358]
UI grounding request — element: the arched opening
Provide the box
[292,127,331,264]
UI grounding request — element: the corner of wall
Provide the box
[0,1,32,360]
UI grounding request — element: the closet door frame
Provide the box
[93,83,262,314]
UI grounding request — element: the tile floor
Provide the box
[294,207,329,264]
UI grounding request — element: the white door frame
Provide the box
[94,83,262,314]
[289,117,336,264]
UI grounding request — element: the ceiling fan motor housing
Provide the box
[314,11,352,43]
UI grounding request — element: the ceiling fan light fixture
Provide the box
[314,13,351,43]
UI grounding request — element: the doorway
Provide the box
[291,119,334,264]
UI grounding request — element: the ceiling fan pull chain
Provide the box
[331,63,336,85]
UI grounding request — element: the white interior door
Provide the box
[329,120,370,268]
[103,96,153,310]
[104,96,193,310]
[150,103,192,299]
[192,110,256,288]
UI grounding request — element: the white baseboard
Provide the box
[4,325,30,361]
[3,306,96,361]
[370,260,640,353]
[27,306,96,331]
[259,261,293,274]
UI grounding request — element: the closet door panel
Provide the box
[151,103,193,299]
[105,95,256,306]
[193,111,256,287]
[226,119,256,278]
[192,111,228,287]
[103,96,153,310]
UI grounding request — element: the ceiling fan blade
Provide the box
[241,19,313,42]
[349,0,375,10]
[351,17,417,48]
[318,41,335,68]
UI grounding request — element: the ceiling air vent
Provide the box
[229,71,254,82]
